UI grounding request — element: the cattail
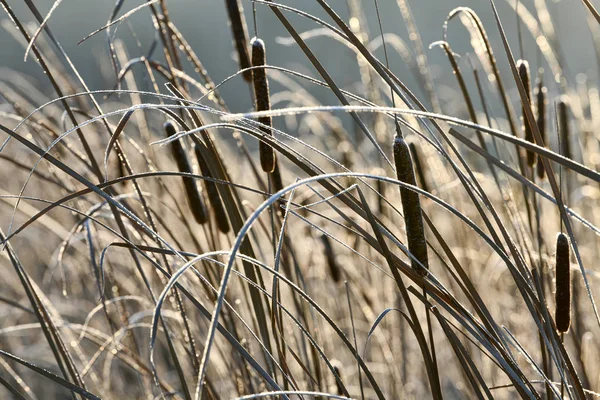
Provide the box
[517,60,535,168]
[164,121,208,225]
[535,71,547,180]
[321,234,342,283]
[558,96,571,160]
[194,142,230,234]
[224,0,252,81]
[555,232,571,333]
[408,142,429,194]
[251,37,276,173]
[393,136,428,276]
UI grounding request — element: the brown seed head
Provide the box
[517,59,535,167]
[555,232,571,333]
[558,96,571,160]
[393,136,428,277]
[251,37,276,173]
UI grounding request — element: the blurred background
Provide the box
[1,0,597,115]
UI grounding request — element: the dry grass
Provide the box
[0,0,598,399]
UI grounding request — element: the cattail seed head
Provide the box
[321,234,342,283]
[393,136,428,277]
[558,96,571,160]
[517,60,535,168]
[535,71,547,180]
[251,37,276,173]
[164,121,208,225]
[555,232,571,333]
[194,142,230,234]
[224,0,252,81]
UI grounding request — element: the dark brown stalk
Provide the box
[393,136,428,276]
[251,37,276,173]
[165,121,208,224]
[535,71,547,180]
[555,232,571,333]
[224,0,252,81]
[194,141,230,233]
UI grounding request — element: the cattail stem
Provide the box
[555,232,571,333]
[194,142,230,233]
[224,0,252,81]
[251,37,276,173]
[393,136,428,276]
[165,121,208,225]
[560,333,566,398]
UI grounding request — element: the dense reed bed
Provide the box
[0,0,599,399]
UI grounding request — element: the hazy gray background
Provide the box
[0,0,596,113]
